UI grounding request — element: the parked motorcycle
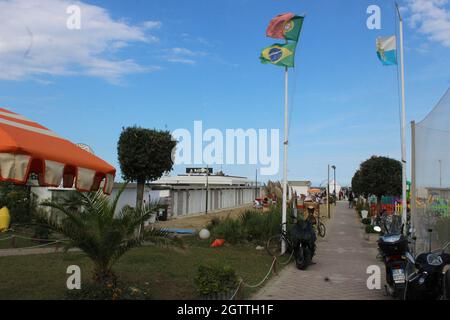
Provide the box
[375,213,410,298]
[404,232,450,300]
[291,206,317,270]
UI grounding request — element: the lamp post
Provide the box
[327,165,330,219]
[332,165,336,205]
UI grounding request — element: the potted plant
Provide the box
[195,265,239,300]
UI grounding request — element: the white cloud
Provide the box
[165,47,208,65]
[0,0,161,83]
[407,0,450,47]
[142,21,162,30]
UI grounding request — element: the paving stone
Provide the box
[253,202,388,300]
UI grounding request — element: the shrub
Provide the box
[0,183,33,224]
[33,225,52,242]
[210,218,245,244]
[240,210,265,241]
[194,265,239,297]
[362,218,372,225]
[65,281,150,300]
[208,208,282,244]
[206,217,221,231]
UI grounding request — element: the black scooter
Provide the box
[375,213,410,298]
[404,232,450,300]
[291,206,317,270]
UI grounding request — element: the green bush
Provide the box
[33,225,52,242]
[362,218,372,225]
[240,210,265,241]
[0,183,34,224]
[206,217,221,231]
[65,281,149,300]
[194,265,239,297]
[210,218,245,244]
[208,208,282,244]
[241,209,281,242]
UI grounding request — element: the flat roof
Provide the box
[150,175,250,186]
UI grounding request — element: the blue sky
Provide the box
[1,0,449,186]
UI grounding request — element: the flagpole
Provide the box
[282,64,288,254]
[396,3,408,234]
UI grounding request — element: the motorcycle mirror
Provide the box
[373,226,382,233]
[405,252,415,264]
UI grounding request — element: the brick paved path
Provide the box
[253,202,388,300]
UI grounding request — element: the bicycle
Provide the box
[311,215,327,238]
[266,223,293,257]
[304,206,326,238]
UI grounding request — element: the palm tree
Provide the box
[38,185,181,285]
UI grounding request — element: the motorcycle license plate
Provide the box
[392,269,405,283]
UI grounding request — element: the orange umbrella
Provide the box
[0,108,115,194]
[309,188,321,194]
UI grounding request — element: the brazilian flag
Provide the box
[260,42,297,68]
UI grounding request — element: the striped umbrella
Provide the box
[0,108,115,194]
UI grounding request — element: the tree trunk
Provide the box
[136,181,145,209]
[136,181,145,238]
[377,195,382,216]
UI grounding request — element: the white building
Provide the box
[149,174,258,219]
[288,181,311,198]
[30,173,260,220]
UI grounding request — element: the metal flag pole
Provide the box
[411,120,416,253]
[282,65,289,254]
[396,3,408,234]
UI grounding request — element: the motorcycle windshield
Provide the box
[381,214,403,235]
[413,88,450,254]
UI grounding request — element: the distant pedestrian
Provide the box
[348,192,354,209]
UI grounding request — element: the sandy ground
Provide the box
[154,203,331,231]
[153,205,253,231]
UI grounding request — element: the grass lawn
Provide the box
[0,236,284,300]
[0,235,35,249]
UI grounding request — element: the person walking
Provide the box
[348,191,354,209]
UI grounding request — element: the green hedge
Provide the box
[207,207,282,244]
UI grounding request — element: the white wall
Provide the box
[290,186,309,198]
[170,187,255,218]
[109,187,150,214]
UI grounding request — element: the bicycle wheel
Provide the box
[318,222,326,238]
[266,235,284,257]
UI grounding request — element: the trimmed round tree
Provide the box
[117,127,176,209]
[351,156,402,213]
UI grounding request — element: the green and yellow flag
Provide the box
[260,42,296,68]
